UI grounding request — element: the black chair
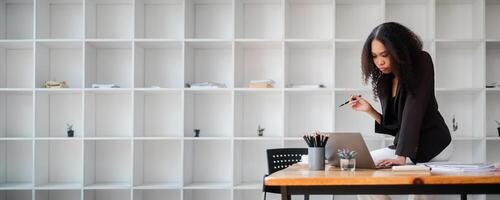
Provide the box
[263,148,309,200]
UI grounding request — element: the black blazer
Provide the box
[374,51,451,164]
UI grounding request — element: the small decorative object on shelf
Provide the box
[92,83,120,88]
[452,115,458,133]
[303,131,329,170]
[486,82,500,88]
[337,148,357,171]
[194,129,200,137]
[43,80,68,88]
[249,79,274,88]
[66,124,74,137]
[495,120,500,137]
[257,125,265,137]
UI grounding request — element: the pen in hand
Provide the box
[338,95,362,108]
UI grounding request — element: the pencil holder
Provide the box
[308,147,325,170]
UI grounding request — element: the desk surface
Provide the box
[265,164,500,186]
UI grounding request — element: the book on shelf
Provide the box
[287,84,325,89]
[249,83,273,88]
[188,82,227,88]
[249,79,274,88]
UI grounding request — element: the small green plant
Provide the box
[257,125,265,137]
[66,123,74,137]
[495,120,500,128]
[337,148,357,160]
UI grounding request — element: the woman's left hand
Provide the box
[377,156,407,167]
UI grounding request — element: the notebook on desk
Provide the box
[325,132,391,169]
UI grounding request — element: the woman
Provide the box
[350,22,453,200]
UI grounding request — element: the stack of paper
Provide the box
[189,82,227,88]
[424,163,496,173]
[392,165,431,171]
[249,79,274,88]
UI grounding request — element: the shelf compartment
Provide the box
[285,91,333,137]
[436,92,484,138]
[36,0,83,39]
[285,0,334,39]
[435,41,484,89]
[85,0,133,39]
[335,0,381,39]
[183,140,232,187]
[183,189,231,200]
[233,140,281,187]
[84,140,132,187]
[335,91,380,138]
[487,140,500,163]
[35,140,82,187]
[486,42,500,87]
[134,91,182,137]
[84,189,131,200]
[285,41,333,88]
[486,93,500,137]
[85,91,132,137]
[334,41,369,89]
[0,140,33,187]
[135,0,183,39]
[185,0,233,39]
[133,189,180,200]
[0,190,32,200]
[486,0,500,39]
[133,140,182,188]
[235,0,283,39]
[234,91,282,138]
[134,41,183,88]
[385,0,433,40]
[448,140,484,163]
[35,190,80,200]
[35,90,82,138]
[35,41,83,88]
[436,0,483,39]
[85,42,133,88]
[184,42,233,88]
[235,42,283,88]
[0,0,33,39]
[0,42,33,88]
[184,90,233,138]
[0,91,33,138]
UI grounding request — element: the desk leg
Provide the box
[280,186,291,200]
[461,194,467,200]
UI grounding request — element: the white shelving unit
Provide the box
[0,0,498,200]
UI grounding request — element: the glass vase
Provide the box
[340,158,355,171]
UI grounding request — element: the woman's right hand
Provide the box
[348,95,373,113]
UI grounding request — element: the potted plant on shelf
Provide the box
[66,124,74,137]
[337,148,357,171]
[257,125,265,137]
[495,120,500,137]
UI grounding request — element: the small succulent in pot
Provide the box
[337,148,357,171]
[495,120,500,137]
[257,125,265,137]
[66,124,74,137]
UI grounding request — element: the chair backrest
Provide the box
[266,148,307,174]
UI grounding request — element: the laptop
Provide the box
[325,132,388,169]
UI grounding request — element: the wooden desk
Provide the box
[264,164,500,200]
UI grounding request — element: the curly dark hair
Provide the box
[361,22,423,99]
